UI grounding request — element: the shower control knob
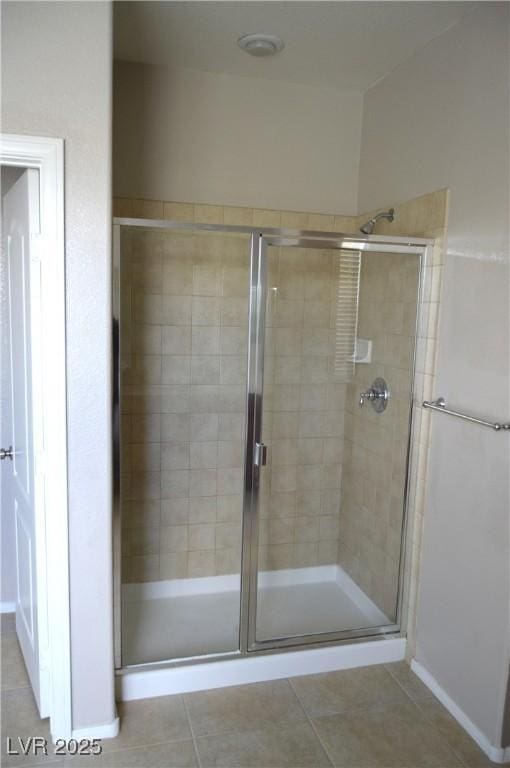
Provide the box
[0,446,13,461]
[359,378,389,413]
[359,390,376,406]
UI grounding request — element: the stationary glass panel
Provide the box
[118,225,251,664]
[254,242,420,644]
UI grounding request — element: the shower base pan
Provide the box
[118,565,405,701]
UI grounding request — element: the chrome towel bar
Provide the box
[422,397,510,432]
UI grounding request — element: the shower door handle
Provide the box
[254,442,267,467]
[0,446,13,461]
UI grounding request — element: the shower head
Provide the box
[359,208,395,235]
[359,219,376,235]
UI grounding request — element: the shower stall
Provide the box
[113,216,431,690]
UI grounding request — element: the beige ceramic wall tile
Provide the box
[253,209,281,228]
[307,213,335,231]
[194,204,224,225]
[133,199,164,219]
[121,225,250,581]
[163,201,194,222]
[223,206,253,226]
[121,222,348,581]
[281,211,309,229]
[113,197,134,217]
[337,250,422,618]
[256,244,348,571]
[333,215,357,233]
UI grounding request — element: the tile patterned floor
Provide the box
[1,615,494,767]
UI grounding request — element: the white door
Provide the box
[2,168,49,716]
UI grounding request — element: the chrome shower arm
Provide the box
[359,208,395,235]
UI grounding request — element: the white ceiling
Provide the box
[114,1,475,91]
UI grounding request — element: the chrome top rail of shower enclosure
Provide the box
[423,397,510,431]
[113,216,433,251]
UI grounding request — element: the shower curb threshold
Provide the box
[117,637,406,701]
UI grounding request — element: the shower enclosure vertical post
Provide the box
[112,223,122,669]
[240,234,267,653]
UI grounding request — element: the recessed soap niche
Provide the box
[354,338,372,363]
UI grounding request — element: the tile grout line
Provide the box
[173,682,315,742]
[175,678,342,765]
[420,716,469,765]
[12,736,200,767]
[99,735,197,757]
[289,665,467,768]
[409,693,472,768]
[384,664,468,767]
[286,677,336,768]
[182,695,203,768]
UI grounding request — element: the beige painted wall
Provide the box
[113,61,363,215]
[358,2,510,748]
[1,0,115,733]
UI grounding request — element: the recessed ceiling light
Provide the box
[237,33,285,57]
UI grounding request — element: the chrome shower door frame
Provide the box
[112,217,432,670]
[243,234,427,653]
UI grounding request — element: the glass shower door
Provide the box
[248,236,420,649]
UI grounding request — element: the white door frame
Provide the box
[1,134,71,739]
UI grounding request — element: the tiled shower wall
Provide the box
[257,246,348,571]
[120,228,251,583]
[359,190,449,654]
[337,252,420,620]
[119,204,356,584]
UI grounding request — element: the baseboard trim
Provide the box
[118,637,406,701]
[0,602,16,613]
[411,659,507,764]
[71,716,120,741]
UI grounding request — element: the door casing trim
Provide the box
[1,134,71,739]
